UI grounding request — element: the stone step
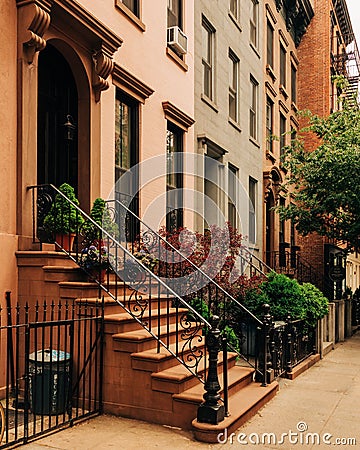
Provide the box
[16,250,78,268]
[173,365,255,405]
[59,281,113,300]
[192,380,279,443]
[104,307,188,334]
[76,294,179,314]
[43,265,84,282]
[151,352,238,394]
[170,366,255,430]
[130,339,206,373]
[112,322,206,353]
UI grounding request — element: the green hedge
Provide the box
[241,272,329,326]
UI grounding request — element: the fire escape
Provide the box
[331,1,360,110]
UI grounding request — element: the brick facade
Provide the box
[296,0,349,289]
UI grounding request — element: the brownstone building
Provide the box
[262,1,313,269]
[296,0,360,299]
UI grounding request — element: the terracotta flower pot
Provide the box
[55,233,75,252]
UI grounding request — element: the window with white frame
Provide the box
[202,16,215,100]
[250,0,258,48]
[250,76,258,140]
[229,49,239,122]
[249,177,257,244]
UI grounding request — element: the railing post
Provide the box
[222,333,229,417]
[197,315,225,424]
[258,304,274,387]
[285,313,293,376]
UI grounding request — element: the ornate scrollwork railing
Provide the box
[28,184,211,383]
[105,198,267,380]
[28,185,314,425]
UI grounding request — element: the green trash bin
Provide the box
[29,349,71,415]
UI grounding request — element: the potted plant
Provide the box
[80,244,113,283]
[82,198,119,246]
[43,183,84,252]
[133,249,159,272]
[116,251,157,284]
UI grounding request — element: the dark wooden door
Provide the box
[37,44,78,192]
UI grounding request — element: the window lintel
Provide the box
[162,101,195,131]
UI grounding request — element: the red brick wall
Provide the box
[298,0,332,119]
[295,0,332,279]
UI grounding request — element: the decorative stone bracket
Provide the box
[17,0,122,101]
[17,0,52,64]
[92,48,114,102]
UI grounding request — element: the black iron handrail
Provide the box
[105,198,264,325]
[106,199,270,387]
[267,250,320,284]
[267,249,335,298]
[28,185,212,375]
[27,184,275,424]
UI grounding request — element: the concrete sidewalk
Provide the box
[22,333,360,450]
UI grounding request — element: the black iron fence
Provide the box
[270,317,316,378]
[246,315,316,381]
[0,294,103,448]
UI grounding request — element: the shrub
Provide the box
[241,286,271,319]
[43,183,84,234]
[187,297,210,322]
[241,273,329,328]
[83,197,119,243]
[300,283,329,326]
[259,272,307,322]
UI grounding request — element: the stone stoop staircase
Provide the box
[16,250,278,443]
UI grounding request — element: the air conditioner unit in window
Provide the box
[167,26,188,55]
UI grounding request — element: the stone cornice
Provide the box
[197,134,228,158]
[276,0,314,47]
[113,64,154,103]
[162,101,195,131]
[55,0,123,55]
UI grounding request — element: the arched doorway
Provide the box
[37,44,78,192]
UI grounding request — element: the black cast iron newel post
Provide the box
[197,315,225,424]
[285,313,293,375]
[261,304,274,387]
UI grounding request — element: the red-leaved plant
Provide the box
[135,223,265,320]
